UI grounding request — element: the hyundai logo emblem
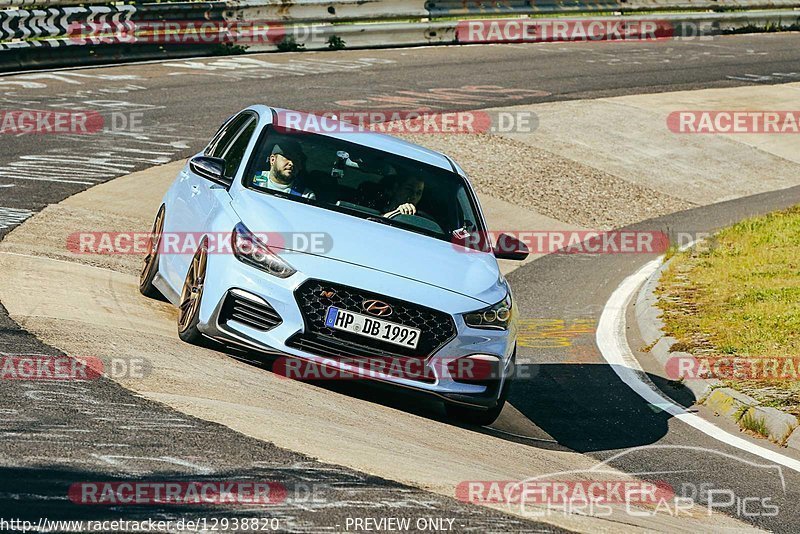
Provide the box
[363,299,393,317]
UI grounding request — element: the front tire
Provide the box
[139,205,165,299]
[177,240,208,345]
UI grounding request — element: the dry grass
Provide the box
[657,205,800,415]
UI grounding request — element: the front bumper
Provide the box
[196,251,517,409]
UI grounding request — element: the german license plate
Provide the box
[324,307,421,349]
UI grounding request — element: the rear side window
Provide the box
[205,113,252,158]
[221,119,257,178]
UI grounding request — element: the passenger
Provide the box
[382,176,425,218]
[253,141,316,199]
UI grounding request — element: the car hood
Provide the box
[232,192,503,305]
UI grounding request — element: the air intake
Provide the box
[219,290,282,332]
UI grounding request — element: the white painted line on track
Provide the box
[0,176,94,185]
[0,207,34,230]
[90,454,214,475]
[596,256,800,473]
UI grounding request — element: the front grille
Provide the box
[219,290,282,332]
[286,333,436,383]
[293,279,456,360]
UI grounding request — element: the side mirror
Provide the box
[494,233,529,261]
[189,156,231,188]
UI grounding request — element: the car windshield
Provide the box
[242,127,484,241]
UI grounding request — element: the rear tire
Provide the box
[445,376,512,427]
[139,206,165,299]
[177,241,208,345]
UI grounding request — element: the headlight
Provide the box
[232,223,296,278]
[463,293,513,330]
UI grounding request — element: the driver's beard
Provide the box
[273,168,294,185]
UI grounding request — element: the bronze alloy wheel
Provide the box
[178,243,207,337]
[139,206,165,298]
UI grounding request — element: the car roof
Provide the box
[248,105,457,173]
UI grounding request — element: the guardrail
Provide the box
[1,0,799,72]
[427,0,800,15]
[4,0,800,14]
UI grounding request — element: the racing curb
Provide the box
[634,253,800,449]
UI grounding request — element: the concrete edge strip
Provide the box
[596,256,800,473]
[634,246,800,449]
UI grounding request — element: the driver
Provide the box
[253,141,316,199]
[382,176,425,218]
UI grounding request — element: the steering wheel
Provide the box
[415,210,438,223]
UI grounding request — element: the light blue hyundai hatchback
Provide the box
[139,106,528,425]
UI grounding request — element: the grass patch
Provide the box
[327,35,346,50]
[657,205,800,416]
[277,36,306,52]
[640,340,657,353]
[663,242,681,262]
[723,20,800,34]
[211,42,248,56]
[738,410,770,438]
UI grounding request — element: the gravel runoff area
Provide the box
[398,132,694,230]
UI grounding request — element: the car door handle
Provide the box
[179,170,189,182]
[190,185,201,196]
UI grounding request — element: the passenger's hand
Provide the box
[396,203,416,215]
[384,204,416,218]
